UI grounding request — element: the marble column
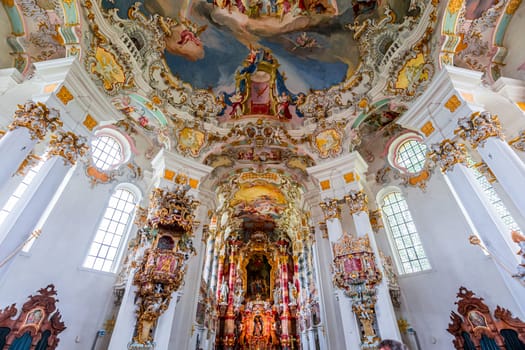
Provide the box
[319,199,362,350]
[456,111,525,220]
[0,131,87,277]
[108,271,141,350]
[319,198,344,243]
[345,190,401,342]
[310,222,345,350]
[0,101,62,194]
[430,139,525,316]
[172,201,214,350]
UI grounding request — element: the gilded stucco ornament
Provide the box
[313,128,343,159]
[345,190,369,215]
[345,0,438,101]
[131,184,199,346]
[48,131,89,166]
[16,152,42,176]
[429,139,468,173]
[509,130,525,152]
[369,209,384,232]
[177,127,206,157]
[332,233,382,348]
[8,101,62,140]
[319,199,341,221]
[88,47,129,94]
[148,186,199,232]
[455,111,503,149]
[447,0,463,14]
[380,251,401,308]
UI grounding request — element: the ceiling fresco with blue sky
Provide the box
[101,0,410,93]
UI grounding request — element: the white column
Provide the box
[0,102,62,194]
[326,217,343,242]
[336,289,362,350]
[306,329,315,350]
[154,291,181,349]
[351,210,401,341]
[316,326,328,350]
[300,331,309,350]
[456,111,525,220]
[477,137,525,219]
[311,224,347,350]
[170,204,209,349]
[431,139,525,317]
[0,128,37,193]
[108,276,139,350]
[0,157,71,257]
[319,207,362,350]
[0,130,86,277]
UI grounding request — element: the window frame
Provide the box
[83,183,141,273]
[89,127,133,172]
[377,186,431,275]
[386,132,428,175]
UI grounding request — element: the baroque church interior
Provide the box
[0,0,525,349]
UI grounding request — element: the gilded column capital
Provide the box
[318,222,328,239]
[455,111,503,148]
[344,190,368,215]
[48,131,89,166]
[8,101,62,140]
[319,199,341,220]
[16,152,42,176]
[429,139,468,173]
[369,209,384,232]
[509,130,525,153]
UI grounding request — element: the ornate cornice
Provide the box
[8,101,62,140]
[429,139,468,173]
[455,111,503,148]
[345,190,368,215]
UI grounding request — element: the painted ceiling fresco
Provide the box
[1,0,523,239]
[101,0,412,93]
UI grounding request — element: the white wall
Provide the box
[373,173,521,350]
[0,167,122,349]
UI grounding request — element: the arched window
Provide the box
[90,127,133,171]
[380,189,431,274]
[83,185,140,272]
[91,135,123,171]
[387,132,428,174]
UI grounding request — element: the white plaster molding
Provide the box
[492,76,525,103]
[307,151,368,199]
[398,66,485,143]
[32,57,122,134]
[0,68,22,94]
[152,149,213,197]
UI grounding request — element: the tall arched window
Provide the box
[380,189,431,274]
[83,185,139,272]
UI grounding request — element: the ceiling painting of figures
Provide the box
[101,0,413,95]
